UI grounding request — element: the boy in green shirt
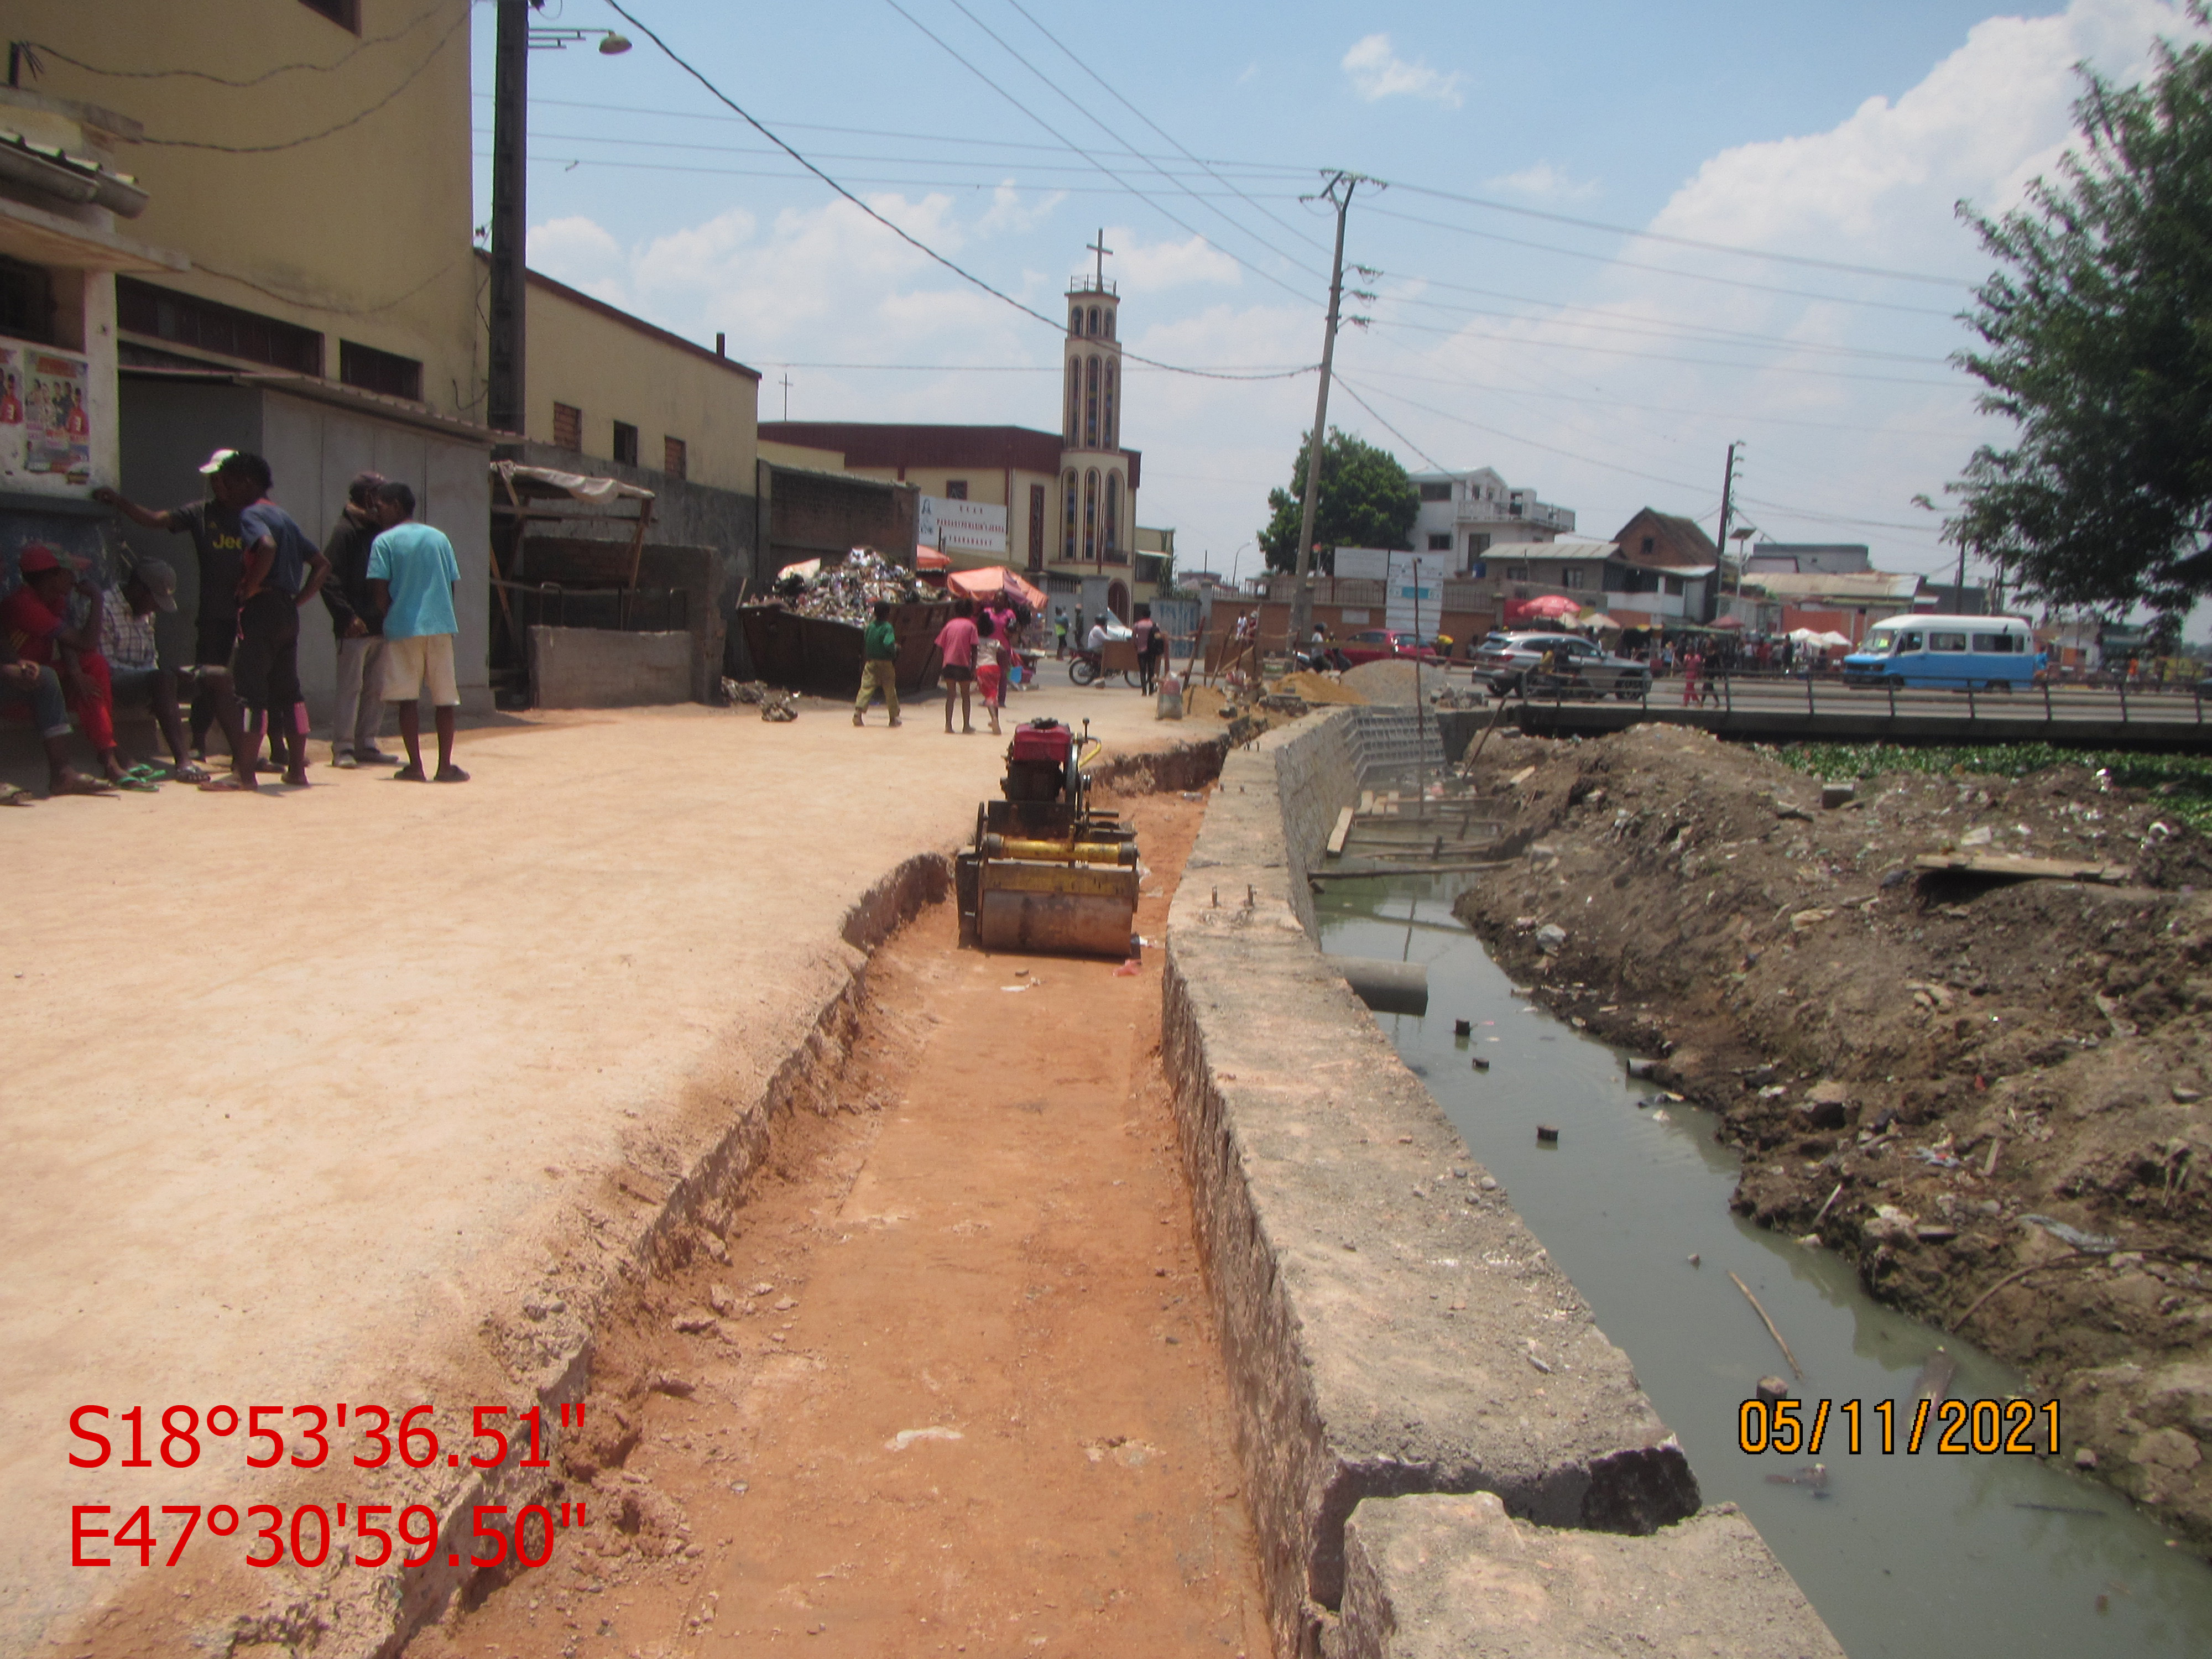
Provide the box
[854,600,901,727]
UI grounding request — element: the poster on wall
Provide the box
[0,346,20,481]
[24,349,91,483]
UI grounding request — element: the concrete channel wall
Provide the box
[1162,707,1844,1659]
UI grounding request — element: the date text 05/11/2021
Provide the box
[1738,1396,2062,1457]
[72,1500,587,1571]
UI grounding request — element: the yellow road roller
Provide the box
[956,718,1140,958]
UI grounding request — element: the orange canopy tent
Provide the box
[948,565,1047,611]
[915,547,952,571]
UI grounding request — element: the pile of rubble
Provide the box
[770,548,928,623]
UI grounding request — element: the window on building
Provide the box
[1104,472,1120,553]
[1029,482,1046,572]
[1102,360,1116,448]
[1663,575,1683,596]
[1087,306,1100,336]
[1070,305,1082,333]
[946,479,968,500]
[1427,533,1451,550]
[1418,482,1451,502]
[338,340,422,401]
[1468,532,1490,556]
[1506,565,1530,582]
[1084,356,1099,448]
[663,436,687,479]
[296,0,361,30]
[0,255,55,345]
[1063,469,1078,561]
[1641,535,1655,556]
[1066,368,1081,446]
[1083,468,1099,561]
[553,402,582,450]
[116,276,322,376]
[1562,568,1585,589]
[1105,309,1115,339]
[612,421,639,467]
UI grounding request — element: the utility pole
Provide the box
[1713,441,1743,617]
[1288,173,1367,655]
[487,0,539,435]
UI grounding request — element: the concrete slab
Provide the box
[1333,1492,1845,1659]
[527,624,693,707]
[2,686,1206,1655]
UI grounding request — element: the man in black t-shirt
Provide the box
[92,448,262,789]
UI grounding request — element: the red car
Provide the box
[1332,628,1441,666]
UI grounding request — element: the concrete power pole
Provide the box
[1288,174,1363,654]
[487,0,538,435]
[1712,440,1742,619]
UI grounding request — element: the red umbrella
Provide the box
[1507,594,1582,623]
[949,565,1047,611]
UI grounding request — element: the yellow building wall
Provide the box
[524,278,758,494]
[18,0,479,420]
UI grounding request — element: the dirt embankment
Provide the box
[1454,723,2212,1546]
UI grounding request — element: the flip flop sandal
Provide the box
[0,782,32,807]
[116,775,161,792]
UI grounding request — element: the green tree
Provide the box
[1258,427,1420,573]
[1945,11,2212,616]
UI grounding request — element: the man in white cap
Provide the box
[91,451,259,788]
[97,554,210,782]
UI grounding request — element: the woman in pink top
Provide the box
[985,603,1018,708]
[935,599,980,733]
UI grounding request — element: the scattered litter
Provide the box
[1650,1108,1673,1124]
[886,1427,964,1452]
[1535,1124,1559,1144]
[2022,1214,2118,1254]
[1000,984,1030,993]
[1114,959,1142,976]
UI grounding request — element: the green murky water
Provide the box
[1317,872,2212,1659]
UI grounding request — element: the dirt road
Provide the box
[3,693,1208,1655]
[401,788,1270,1658]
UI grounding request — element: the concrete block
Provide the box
[1332,1493,1845,1659]
[529,626,693,708]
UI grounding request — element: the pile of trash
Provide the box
[721,678,799,721]
[770,548,927,622]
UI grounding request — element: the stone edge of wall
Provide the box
[1162,706,1838,1659]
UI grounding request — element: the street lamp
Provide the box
[1228,540,1252,591]
[487,2,628,436]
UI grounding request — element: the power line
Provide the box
[23,0,449,88]
[878,0,1321,306]
[594,1,1312,382]
[1332,379,1446,472]
[1373,176,1973,287]
[1364,206,1964,318]
[1365,316,1959,387]
[487,149,1303,199]
[129,6,471,151]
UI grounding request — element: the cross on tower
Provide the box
[1087,228,1113,286]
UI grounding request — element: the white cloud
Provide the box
[1485,162,1599,202]
[1111,232,1241,293]
[1649,0,2177,263]
[1342,34,1465,107]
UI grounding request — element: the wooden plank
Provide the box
[1326,806,1356,858]
[1358,790,1375,815]
[1912,852,2133,884]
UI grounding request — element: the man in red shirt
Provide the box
[2,544,125,792]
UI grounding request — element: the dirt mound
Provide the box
[1455,724,2212,1543]
[1271,670,1368,706]
[1341,659,1451,706]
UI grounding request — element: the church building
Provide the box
[759,246,1166,623]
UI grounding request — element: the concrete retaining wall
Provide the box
[529,625,694,708]
[1162,706,1838,1658]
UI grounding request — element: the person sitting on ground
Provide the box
[935,598,979,734]
[96,555,210,782]
[854,599,901,727]
[2,544,133,787]
[366,479,467,782]
[0,551,113,799]
[973,611,1005,737]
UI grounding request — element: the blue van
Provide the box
[1843,614,2043,691]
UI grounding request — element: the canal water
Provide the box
[1316,872,2212,1659]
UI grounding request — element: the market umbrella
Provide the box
[916,548,952,572]
[1578,610,1622,632]
[1710,614,1746,630]
[1788,626,1823,643]
[949,565,1047,611]
[1509,594,1582,621]
[1815,630,1853,649]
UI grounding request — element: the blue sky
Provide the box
[478,0,2201,582]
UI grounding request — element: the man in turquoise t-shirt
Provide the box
[366,480,468,782]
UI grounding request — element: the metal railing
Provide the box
[1510,662,2206,729]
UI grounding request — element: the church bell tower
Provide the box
[1059,231,1131,581]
